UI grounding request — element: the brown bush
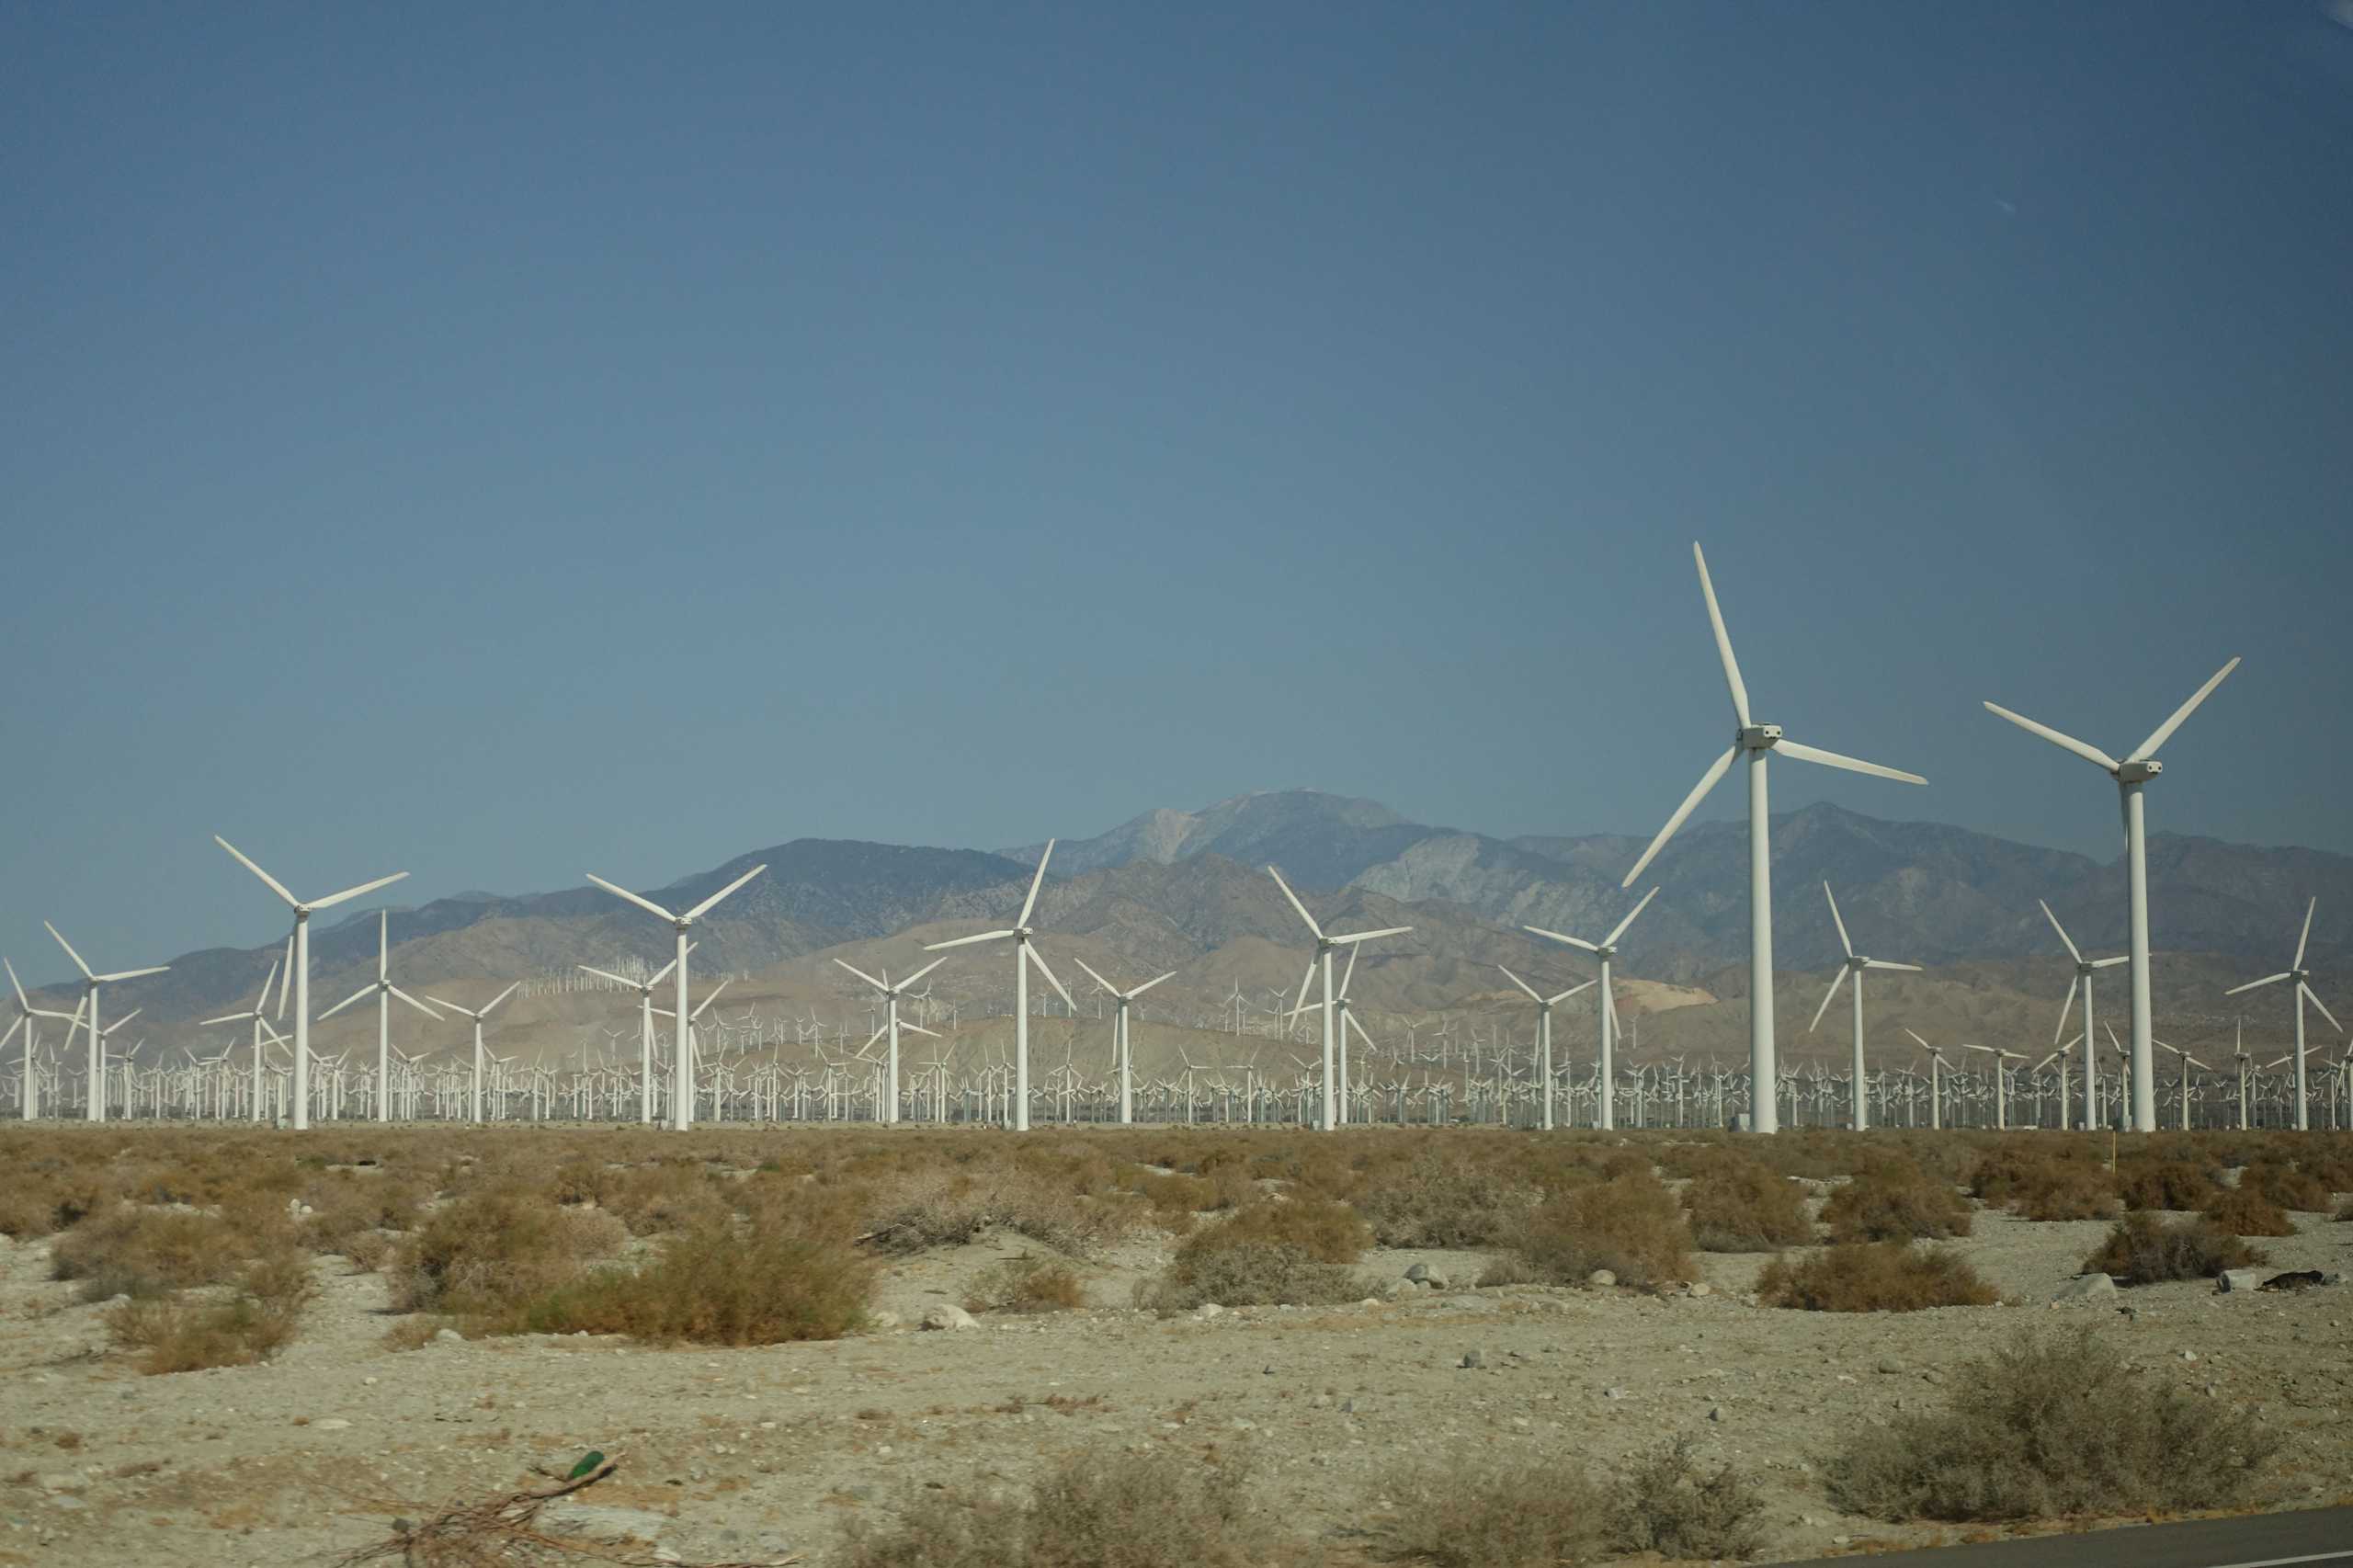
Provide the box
[1612,1437,1765,1560]
[839,1447,1264,1568]
[2199,1187,2295,1237]
[1506,1169,1693,1290]
[51,1201,296,1301]
[1137,1234,1362,1312]
[2117,1156,2217,1211]
[2084,1212,2264,1285]
[106,1252,315,1375]
[1756,1243,1997,1312]
[862,1165,1131,1257]
[2241,1160,2330,1213]
[1822,1160,1972,1243]
[1203,1196,1369,1264]
[1370,1452,1608,1567]
[1681,1156,1813,1251]
[1968,1146,2119,1221]
[518,1221,870,1344]
[963,1254,1086,1314]
[390,1186,627,1316]
[1357,1147,1533,1248]
[1828,1328,2277,1520]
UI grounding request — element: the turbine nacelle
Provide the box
[1737,723,1782,750]
[2115,759,2162,783]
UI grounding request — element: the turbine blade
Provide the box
[480,982,520,1016]
[2037,899,2084,965]
[1291,955,1318,1017]
[689,979,730,1019]
[1775,740,1927,787]
[575,964,639,988]
[2302,984,2342,1036]
[4,957,28,1009]
[902,957,948,988]
[214,835,301,907]
[830,958,889,994]
[1497,965,1544,1003]
[1332,926,1412,946]
[901,1021,940,1038]
[1070,957,1116,994]
[1622,746,1738,889]
[41,922,95,980]
[1523,925,1598,953]
[318,985,374,1020]
[1129,971,1178,997]
[277,936,292,1019]
[1017,840,1055,928]
[422,995,472,1018]
[1546,979,1597,1006]
[2225,973,2291,996]
[1808,965,1850,1035]
[391,986,443,1021]
[2125,656,2239,763]
[1266,866,1324,940]
[2091,955,2130,969]
[93,965,169,983]
[2295,896,2315,972]
[1692,541,1751,728]
[1904,1028,1931,1051]
[1338,944,1360,999]
[586,873,680,925]
[684,862,767,922]
[1864,960,1922,972]
[1981,702,2120,773]
[1025,945,1075,1010]
[1604,886,1660,949]
[308,871,410,913]
[924,928,1017,951]
[1823,882,1852,958]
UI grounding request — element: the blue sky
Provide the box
[6,2,2351,978]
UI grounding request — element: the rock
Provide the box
[1404,1264,1432,1282]
[1587,1269,1618,1289]
[1460,1350,1484,1369]
[1193,1303,1225,1320]
[867,1310,903,1332]
[2217,1165,2245,1188]
[1875,1356,1904,1374]
[2258,1271,2327,1293]
[49,1496,85,1512]
[1603,1387,1629,1401]
[433,1328,465,1345]
[1686,1281,1712,1299]
[1707,1406,1723,1422]
[2051,1273,2118,1306]
[920,1304,978,1332]
[34,1474,77,1493]
[541,1502,672,1542]
[1383,1279,1417,1301]
[2180,1350,2199,1363]
[2218,1269,2264,1294]
[313,1418,352,1431]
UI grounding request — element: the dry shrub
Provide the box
[1207,1196,1369,1263]
[51,1201,295,1301]
[518,1221,870,1344]
[1369,1452,1608,1567]
[1612,1436,1765,1560]
[964,1255,1086,1314]
[2241,1160,2330,1213]
[2199,1187,2295,1237]
[1828,1328,2278,1520]
[1822,1160,1972,1243]
[862,1165,1129,1257]
[597,1162,734,1235]
[1124,1166,1214,1231]
[2117,1156,2217,1211]
[106,1253,315,1374]
[2084,1212,2264,1285]
[1681,1155,1813,1251]
[299,1172,427,1250]
[2338,1194,2353,1222]
[1137,1232,1362,1312]
[1357,1148,1531,1248]
[0,1187,58,1240]
[1756,1242,1996,1312]
[342,1231,396,1274]
[1968,1146,2119,1221]
[840,1447,1263,1568]
[1505,1169,1692,1290]
[391,1187,626,1316]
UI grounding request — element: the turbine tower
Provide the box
[2038,898,2127,1131]
[2225,897,2341,1132]
[319,912,442,1122]
[1071,958,1177,1125]
[1621,543,1928,1133]
[1524,886,1658,1130]
[832,956,947,1125]
[41,922,168,1125]
[213,837,408,1131]
[925,840,1075,1133]
[1802,882,1922,1131]
[1982,656,2238,1131]
[1266,866,1410,1132]
[585,861,767,1131]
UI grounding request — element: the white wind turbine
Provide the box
[2037,898,2128,1131]
[1621,544,1928,1133]
[198,958,284,1123]
[319,912,442,1123]
[576,949,688,1124]
[7,958,84,1120]
[1493,966,1596,1131]
[1523,886,1658,1131]
[2225,897,2341,1132]
[1070,958,1177,1126]
[585,862,767,1131]
[422,982,520,1125]
[1802,882,1922,1131]
[1981,656,2238,1131]
[1266,865,1411,1132]
[213,837,409,1132]
[41,922,169,1125]
[832,956,947,1125]
[925,841,1075,1133]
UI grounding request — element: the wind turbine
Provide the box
[2224,897,2341,1132]
[1802,882,1922,1131]
[1266,865,1411,1132]
[422,983,520,1125]
[1524,886,1658,1130]
[1903,1028,1954,1131]
[7,959,84,1121]
[925,841,1075,1133]
[41,922,168,1125]
[319,912,442,1123]
[576,949,688,1124]
[1493,966,1596,1131]
[1620,543,1928,1133]
[1071,958,1177,1125]
[832,957,947,1125]
[1981,655,2238,1131]
[2036,899,2127,1131]
[198,958,284,1123]
[213,837,409,1131]
[585,861,767,1131]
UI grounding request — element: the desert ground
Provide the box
[1,1124,2347,1568]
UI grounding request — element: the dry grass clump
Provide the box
[51,1205,247,1300]
[1496,1169,1692,1290]
[516,1222,870,1344]
[2117,1154,2218,1211]
[1822,1159,1972,1243]
[1368,1452,1609,1567]
[1968,1145,2119,1221]
[2084,1212,2264,1285]
[2240,1159,2330,1213]
[390,1186,627,1317]
[861,1164,1130,1257]
[1828,1329,2278,1520]
[298,1171,428,1251]
[1208,1196,1369,1263]
[1613,1436,1766,1560]
[2199,1187,2295,1237]
[1680,1154,1813,1251]
[1756,1242,1996,1312]
[1136,1230,1363,1312]
[963,1254,1086,1314]
[1357,1147,1531,1248]
[106,1252,315,1374]
[592,1160,735,1235]
[840,1447,1264,1568]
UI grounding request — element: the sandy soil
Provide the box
[3,1204,2349,1567]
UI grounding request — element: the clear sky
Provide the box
[6,2,2351,981]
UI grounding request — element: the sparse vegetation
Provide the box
[1822,1158,1972,1243]
[1828,1329,2278,1520]
[1756,1242,1997,1312]
[1357,1146,1532,1248]
[2084,1211,2265,1284]
[1503,1168,1693,1290]
[1968,1145,2119,1221]
[963,1253,1086,1314]
[1369,1452,1609,1567]
[2199,1186,2295,1237]
[105,1250,316,1374]
[1681,1154,1813,1250]
[389,1185,628,1318]
[516,1221,871,1344]
[1612,1437,1765,1560]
